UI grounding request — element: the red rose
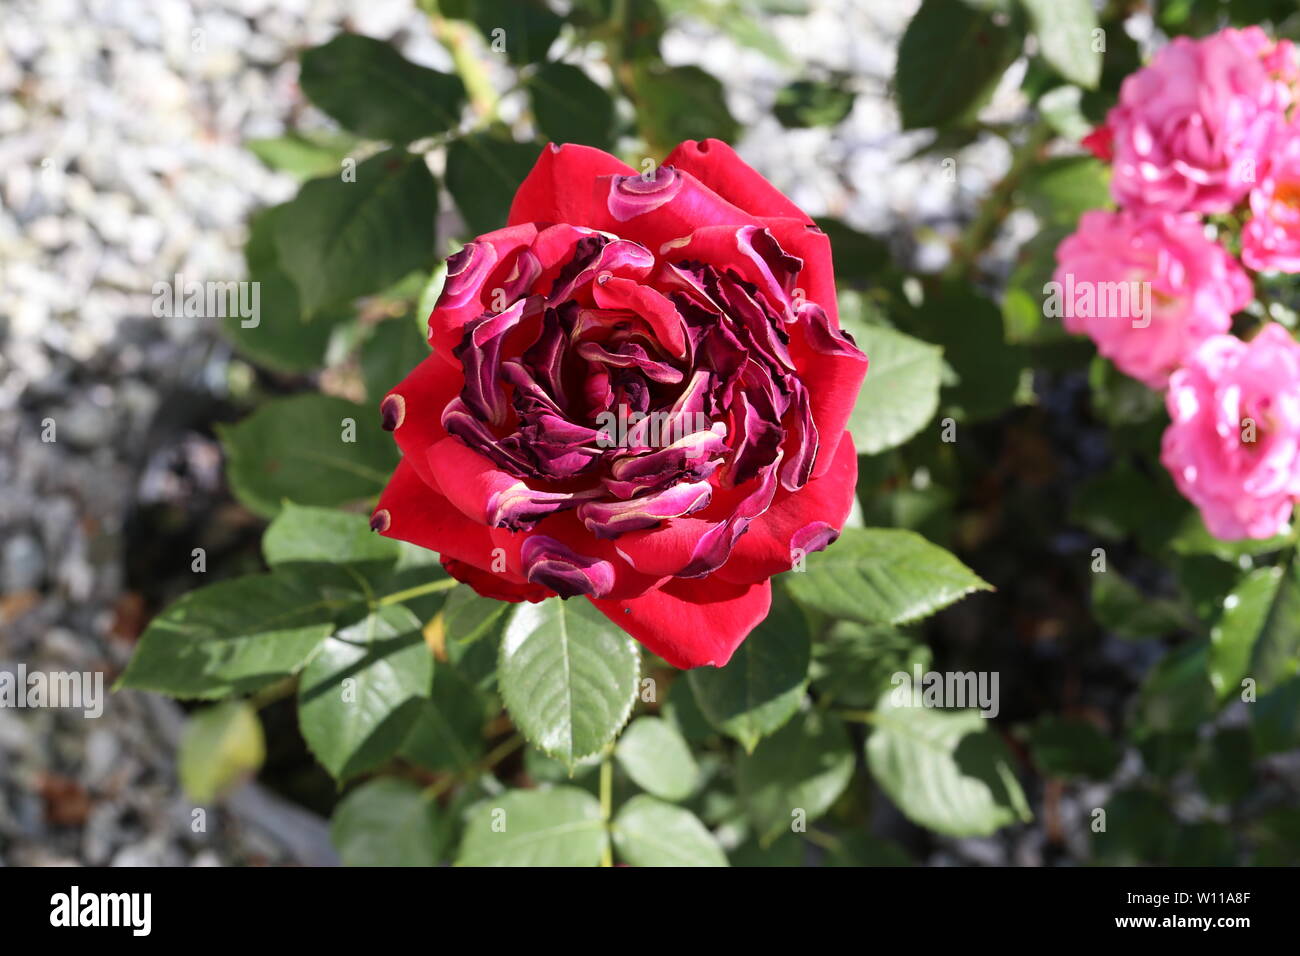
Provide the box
[371,140,867,668]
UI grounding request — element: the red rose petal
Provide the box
[373,457,532,585]
[589,575,772,669]
[715,431,858,586]
[664,139,813,224]
[428,223,540,360]
[507,143,636,228]
[441,556,553,603]
[384,352,461,491]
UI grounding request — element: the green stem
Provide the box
[247,676,297,711]
[944,119,1052,281]
[420,733,523,801]
[803,828,841,851]
[378,577,458,607]
[481,732,525,772]
[599,758,614,867]
[838,709,877,725]
[430,13,500,123]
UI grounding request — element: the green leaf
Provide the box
[1136,641,1215,735]
[1251,676,1300,756]
[866,693,1032,837]
[330,778,442,866]
[178,700,265,802]
[297,605,433,779]
[1210,566,1282,701]
[299,34,466,142]
[811,622,931,709]
[1088,355,1164,426]
[362,315,429,401]
[894,0,1022,129]
[433,585,512,650]
[1138,729,1197,781]
[456,787,606,866]
[528,62,615,151]
[399,665,488,773]
[1020,0,1101,89]
[631,62,740,154]
[615,716,699,801]
[1248,557,1300,695]
[1019,156,1110,228]
[1090,788,1173,864]
[524,747,601,784]
[262,502,402,567]
[687,585,810,752]
[736,709,855,844]
[658,0,794,66]
[1196,727,1253,805]
[247,131,357,181]
[1091,571,1192,640]
[1026,715,1119,780]
[1036,84,1091,141]
[222,204,341,373]
[909,284,1024,421]
[1170,512,1296,561]
[845,324,943,455]
[498,598,640,767]
[469,0,564,66]
[728,831,805,867]
[1247,807,1300,866]
[1002,226,1071,344]
[220,394,398,519]
[1166,822,1236,866]
[1176,553,1243,625]
[118,571,339,698]
[662,675,717,744]
[786,527,991,627]
[774,77,855,128]
[1071,461,1188,551]
[446,611,506,691]
[826,832,913,867]
[445,134,541,237]
[274,150,438,315]
[612,795,728,866]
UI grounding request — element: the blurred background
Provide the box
[3,0,1296,867]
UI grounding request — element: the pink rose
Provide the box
[1100,27,1293,213]
[1243,124,1300,272]
[1161,324,1300,540]
[1052,209,1251,389]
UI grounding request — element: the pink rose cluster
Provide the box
[1055,27,1300,540]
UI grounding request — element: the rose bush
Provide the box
[1063,25,1300,540]
[370,140,867,668]
[114,0,1300,869]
